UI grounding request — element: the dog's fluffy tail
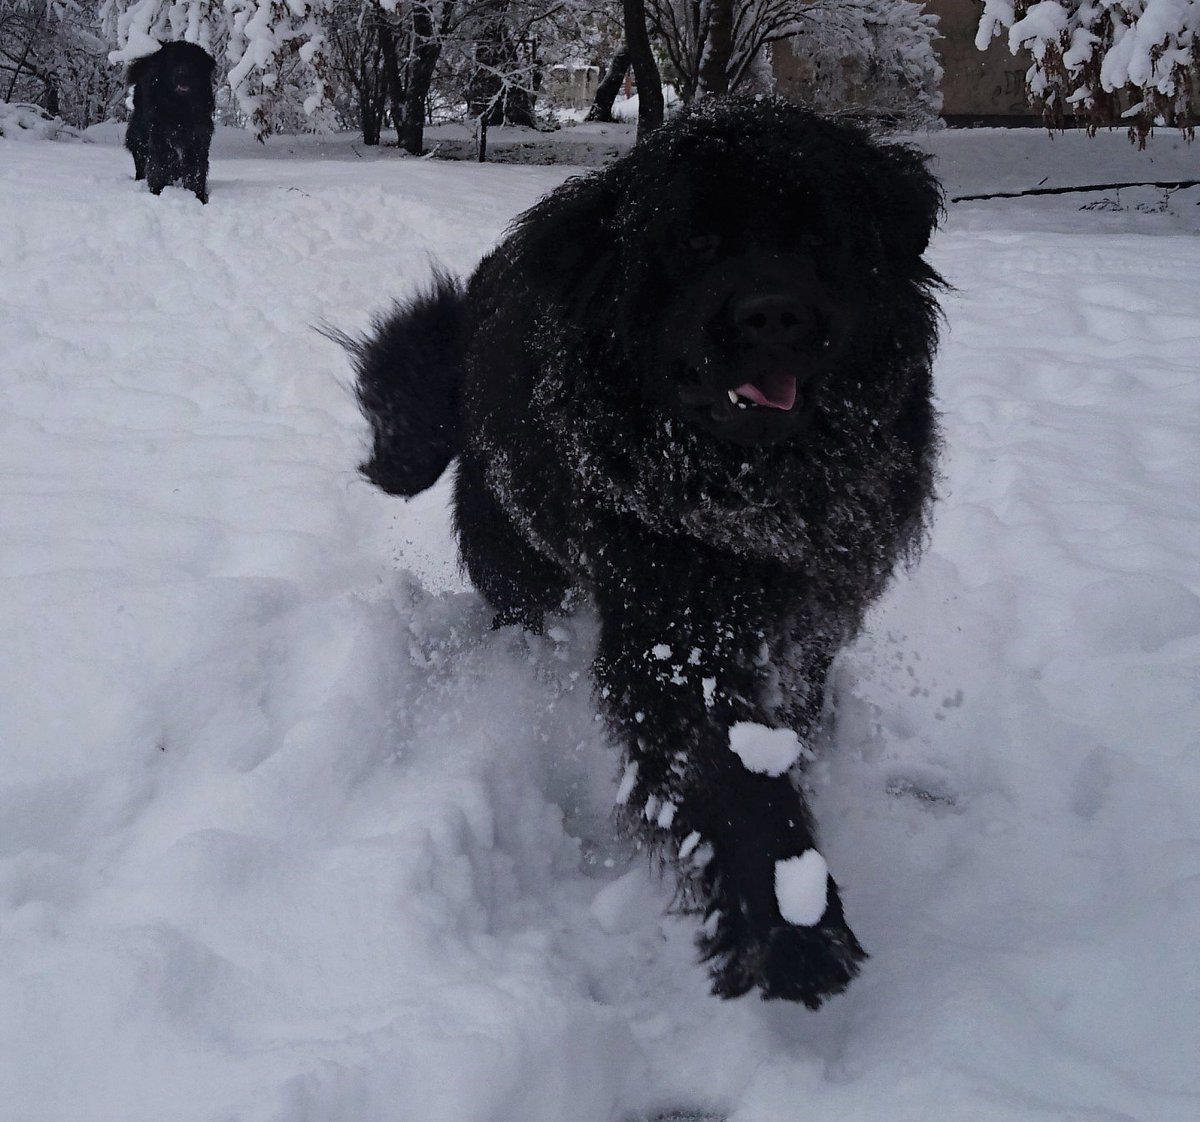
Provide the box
[338,270,464,497]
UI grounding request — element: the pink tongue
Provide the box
[734,372,798,411]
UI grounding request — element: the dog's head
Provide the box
[512,98,943,449]
[620,101,943,447]
[128,41,216,100]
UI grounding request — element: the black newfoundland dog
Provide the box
[125,41,216,203]
[350,98,944,1008]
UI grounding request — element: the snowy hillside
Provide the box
[1,121,1198,1122]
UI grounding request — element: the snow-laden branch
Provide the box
[99,0,335,137]
[976,0,1200,142]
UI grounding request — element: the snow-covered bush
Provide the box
[783,0,944,128]
[0,101,88,140]
[977,0,1200,142]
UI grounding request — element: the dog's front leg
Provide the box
[592,583,866,1007]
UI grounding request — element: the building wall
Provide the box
[933,0,1039,124]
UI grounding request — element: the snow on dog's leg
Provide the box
[592,578,865,1007]
[684,741,866,1008]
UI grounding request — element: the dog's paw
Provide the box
[758,921,867,1007]
[700,904,867,1009]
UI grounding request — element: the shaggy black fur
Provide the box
[125,42,216,203]
[349,98,944,1008]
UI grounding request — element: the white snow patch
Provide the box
[775,851,830,927]
[590,869,654,935]
[728,722,804,776]
[615,761,638,805]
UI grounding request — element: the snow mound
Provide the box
[1,127,1198,1122]
[0,103,87,142]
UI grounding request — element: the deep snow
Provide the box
[1,120,1198,1122]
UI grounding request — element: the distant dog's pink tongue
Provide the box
[734,372,798,411]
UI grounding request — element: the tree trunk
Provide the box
[395,6,442,155]
[477,112,489,162]
[586,45,630,122]
[5,8,46,103]
[361,103,380,145]
[360,57,381,145]
[622,0,663,138]
[378,21,406,142]
[467,0,507,125]
[697,0,733,97]
[400,55,438,154]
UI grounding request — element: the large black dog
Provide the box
[351,98,943,1008]
[125,41,216,203]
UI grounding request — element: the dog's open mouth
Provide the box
[728,372,797,411]
[676,368,808,423]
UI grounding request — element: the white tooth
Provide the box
[727,390,739,404]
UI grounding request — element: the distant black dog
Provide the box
[350,98,944,1007]
[125,41,216,203]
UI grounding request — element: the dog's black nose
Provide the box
[733,295,818,350]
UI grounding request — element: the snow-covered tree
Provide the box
[323,0,393,141]
[316,1,453,152]
[977,0,1200,142]
[451,0,616,127]
[1,2,126,127]
[98,0,336,136]
[647,0,796,101]
[319,0,610,152]
[645,0,942,124]
[783,0,943,127]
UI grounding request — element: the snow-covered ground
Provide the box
[1,119,1198,1122]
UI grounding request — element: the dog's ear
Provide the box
[867,143,943,260]
[506,170,623,318]
[127,54,156,85]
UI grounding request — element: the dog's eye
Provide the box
[685,234,721,257]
